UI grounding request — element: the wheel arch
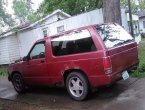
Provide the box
[11,71,22,78]
[63,69,90,85]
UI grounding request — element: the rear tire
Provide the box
[12,73,26,93]
[66,72,90,101]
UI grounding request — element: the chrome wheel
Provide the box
[66,72,90,101]
[68,76,84,97]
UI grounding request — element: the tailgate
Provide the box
[107,42,138,73]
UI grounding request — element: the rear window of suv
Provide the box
[51,29,96,56]
[96,24,134,48]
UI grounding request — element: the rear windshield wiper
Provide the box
[122,39,133,43]
[114,42,124,47]
[113,39,133,47]
[108,38,125,42]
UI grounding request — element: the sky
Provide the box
[1,0,43,31]
[4,0,44,14]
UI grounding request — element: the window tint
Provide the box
[51,29,96,56]
[30,42,45,59]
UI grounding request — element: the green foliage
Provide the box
[132,70,145,78]
[96,0,103,8]
[0,106,3,110]
[132,38,145,78]
[0,0,15,27]
[121,0,138,14]
[13,0,40,23]
[0,65,8,77]
[38,0,99,16]
[121,0,145,14]
[138,63,145,73]
[38,0,145,17]
[27,12,41,23]
[138,0,145,11]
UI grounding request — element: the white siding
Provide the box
[121,9,129,32]
[41,9,129,36]
[18,28,44,57]
[0,8,137,65]
[0,37,10,64]
[7,35,20,63]
[58,13,68,20]
[43,13,68,26]
[139,18,145,33]
[135,34,141,44]
[44,14,59,25]
[45,9,104,36]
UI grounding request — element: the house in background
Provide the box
[138,10,145,33]
[0,9,70,65]
[0,8,141,65]
[126,13,141,44]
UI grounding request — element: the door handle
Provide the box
[40,60,45,63]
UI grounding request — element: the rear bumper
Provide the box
[89,73,121,87]
[89,63,139,88]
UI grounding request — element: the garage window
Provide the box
[57,25,64,33]
[43,30,48,37]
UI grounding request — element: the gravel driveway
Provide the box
[0,77,145,110]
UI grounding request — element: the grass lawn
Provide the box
[0,65,8,77]
[132,38,145,78]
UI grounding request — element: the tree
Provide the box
[38,0,122,24]
[13,0,39,23]
[96,0,103,8]
[121,0,145,13]
[121,0,138,14]
[0,0,15,27]
[103,0,122,25]
[38,0,98,16]
[138,0,145,11]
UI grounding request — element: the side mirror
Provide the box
[23,56,29,61]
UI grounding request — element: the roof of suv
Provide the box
[36,25,95,43]
[36,23,118,43]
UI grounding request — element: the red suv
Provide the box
[8,23,139,101]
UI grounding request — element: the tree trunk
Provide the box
[103,0,122,25]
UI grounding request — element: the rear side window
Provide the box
[51,29,96,56]
[96,24,134,48]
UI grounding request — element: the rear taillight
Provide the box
[103,57,112,74]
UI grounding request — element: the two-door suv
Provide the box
[8,23,139,101]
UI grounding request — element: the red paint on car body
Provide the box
[8,23,139,88]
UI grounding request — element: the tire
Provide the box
[66,72,90,101]
[12,73,26,94]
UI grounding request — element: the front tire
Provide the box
[12,73,26,93]
[66,72,89,101]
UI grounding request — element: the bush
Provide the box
[138,63,145,73]
[132,38,145,78]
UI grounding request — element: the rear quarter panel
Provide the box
[48,27,106,84]
[107,42,139,73]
